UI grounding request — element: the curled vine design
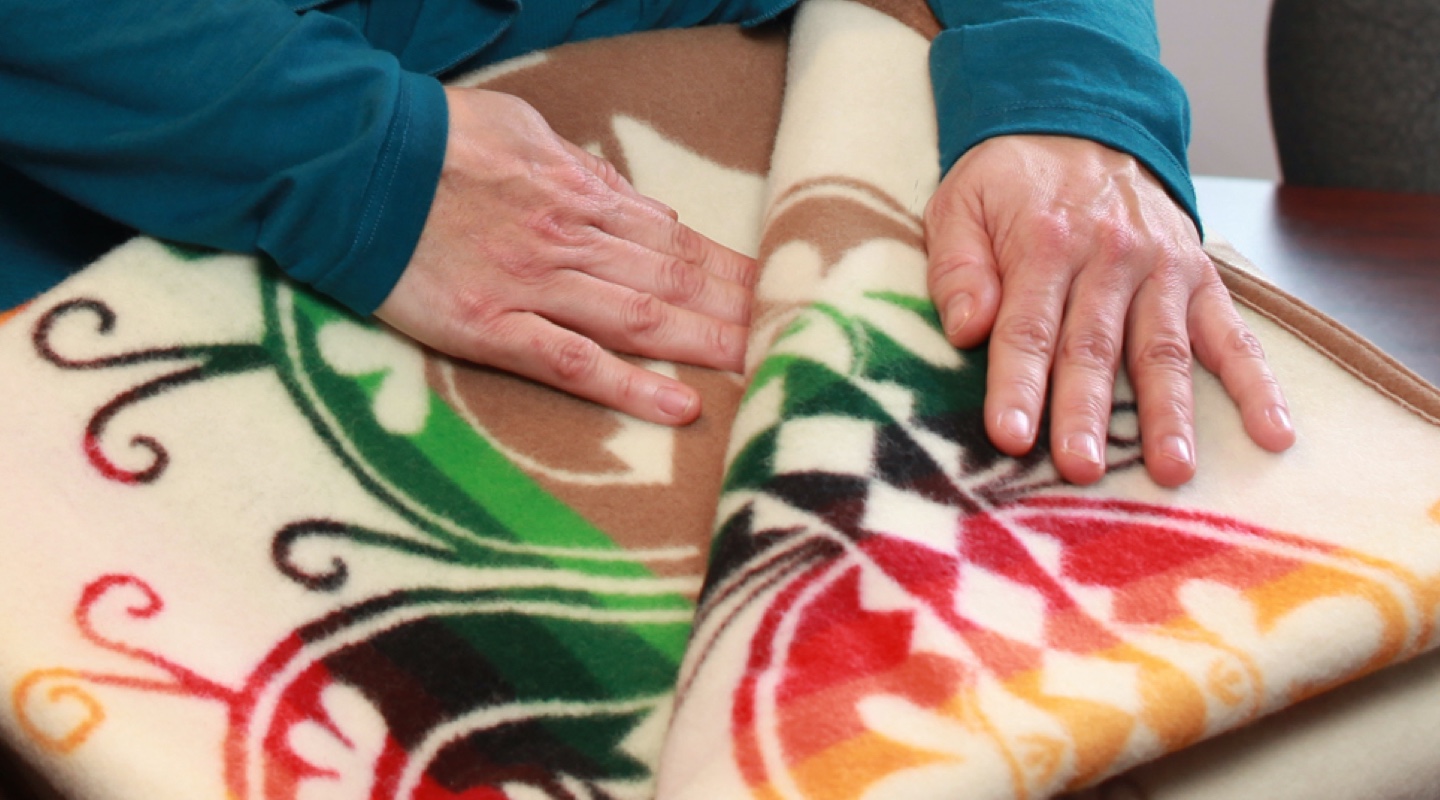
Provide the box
[272,519,465,592]
[31,298,269,484]
[12,575,237,753]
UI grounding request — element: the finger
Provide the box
[1189,278,1296,453]
[983,268,1069,457]
[924,183,1001,348]
[581,234,753,327]
[536,270,746,373]
[597,198,759,290]
[561,139,679,220]
[1048,269,1134,485]
[1126,271,1198,487]
[486,312,702,426]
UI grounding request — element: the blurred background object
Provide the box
[1156,0,1278,179]
[1267,0,1440,192]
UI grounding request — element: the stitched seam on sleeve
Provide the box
[349,96,408,266]
[330,82,411,286]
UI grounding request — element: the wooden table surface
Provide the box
[1196,175,1440,386]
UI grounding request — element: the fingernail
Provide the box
[944,293,975,339]
[1264,404,1293,434]
[998,408,1033,441]
[1061,432,1103,466]
[656,386,695,419]
[1159,434,1193,467]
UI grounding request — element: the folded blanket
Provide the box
[3,3,1439,799]
[656,6,1440,799]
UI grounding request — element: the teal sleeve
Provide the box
[0,0,449,314]
[924,0,1199,229]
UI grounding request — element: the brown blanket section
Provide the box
[432,23,790,583]
[426,0,936,586]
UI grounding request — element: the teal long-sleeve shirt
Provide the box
[0,0,1194,314]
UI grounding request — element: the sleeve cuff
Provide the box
[929,17,1200,233]
[304,69,448,315]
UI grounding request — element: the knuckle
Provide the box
[1095,219,1140,262]
[540,335,602,383]
[668,223,705,265]
[995,311,1058,361]
[614,369,643,405]
[659,257,704,304]
[1031,210,1076,252]
[521,206,582,248]
[708,321,739,362]
[621,292,666,337]
[1133,332,1193,375]
[929,252,986,283]
[1223,324,1267,361]
[553,158,599,193]
[452,289,503,334]
[1060,329,1120,373]
[499,249,557,284]
[547,161,613,215]
[589,153,622,188]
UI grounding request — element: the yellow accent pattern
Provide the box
[13,670,108,753]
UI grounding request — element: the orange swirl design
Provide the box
[13,670,108,754]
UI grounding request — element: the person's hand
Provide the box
[924,134,1295,487]
[377,87,757,426]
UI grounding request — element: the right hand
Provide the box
[925,135,1294,487]
[376,87,757,426]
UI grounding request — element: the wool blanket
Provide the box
[3,2,1440,799]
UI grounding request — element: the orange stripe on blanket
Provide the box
[1245,561,1427,699]
[730,492,1440,799]
[750,634,1220,797]
[0,304,25,327]
[774,730,958,800]
[736,545,1431,798]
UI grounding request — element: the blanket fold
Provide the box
[658,5,1440,798]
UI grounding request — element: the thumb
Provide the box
[924,178,1001,349]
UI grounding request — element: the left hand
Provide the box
[924,134,1296,487]
[376,88,756,428]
